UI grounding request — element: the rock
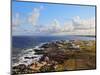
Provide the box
[40,43,50,48]
[12,64,27,74]
[24,56,37,59]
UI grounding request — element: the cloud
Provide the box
[12,13,21,27]
[63,21,74,32]
[71,16,95,35]
[12,6,43,35]
[35,16,95,35]
[28,8,41,26]
[12,6,43,27]
[12,8,95,36]
[34,19,61,33]
[72,16,95,30]
[34,19,74,34]
[48,19,61,33]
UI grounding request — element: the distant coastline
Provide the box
[73,35,96,37]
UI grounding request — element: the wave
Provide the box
[12,45,44,66]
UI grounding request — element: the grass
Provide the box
[56,40,96,71]
[12,40,96,74]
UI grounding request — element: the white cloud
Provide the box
[12,6,42,27]
[63,21,74,32]
[12,9,95,36]
[28,8,40,26]
[12,13,21,26]
[36,16,95,35]
[48,19,61,33]
[72,16,95,30]
[12,7,43,35]
[71,16,95,35]
[34,19,74,34]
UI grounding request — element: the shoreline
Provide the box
[12,40,96,74]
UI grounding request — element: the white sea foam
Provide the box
[13,48,43,66]
[12,42,51,66]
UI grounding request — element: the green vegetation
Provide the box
[12,40,96,74]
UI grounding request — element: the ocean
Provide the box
[12,35,95,66]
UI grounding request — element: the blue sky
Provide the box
[12,1,96,36]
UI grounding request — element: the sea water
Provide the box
[12,35,95,66]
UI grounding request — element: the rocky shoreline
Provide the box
[12,40,96,74]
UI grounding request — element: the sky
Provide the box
[12,1,96,36]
